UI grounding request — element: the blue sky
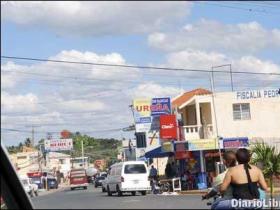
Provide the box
[1,1,280,146]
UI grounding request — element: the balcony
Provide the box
[183,124,214,140]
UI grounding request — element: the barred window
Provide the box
[233,103,251,120]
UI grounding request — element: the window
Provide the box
[59,159,65,164]
[233,103,251,120]
[124,164,146,174]
[135,132,146,148]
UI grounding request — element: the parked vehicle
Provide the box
[106,161,151,196]
[20,176,38,197]
[47,177,58,189]
[70,168,88,190]
[101,176,109,192]
[94,176,105,188]
[27,172,44,189]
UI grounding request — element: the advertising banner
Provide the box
[223,137,249,149]
[174,141,188,152]
[44,138,73,152]
[147,131,160,147]
[135,123,151,133]
[151,97,171,116]
[188,138,218,151]
[160,114,177,140]
[133,98,152,124]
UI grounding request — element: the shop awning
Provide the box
[145,146,174,158]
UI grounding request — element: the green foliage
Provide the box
[70,132,121,164]
[251,142,280,178]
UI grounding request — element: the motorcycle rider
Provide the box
[202,151,237,209]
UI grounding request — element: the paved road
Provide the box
[32,184,209,209]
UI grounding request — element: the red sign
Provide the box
[27,172,43,177]
[175,151,192,160]
[160,115,177,140]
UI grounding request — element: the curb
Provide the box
[39,186,68,196]
[178,190,208,195]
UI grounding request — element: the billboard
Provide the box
[159,114,177,140]
[151,97,171,116]
[188,138,219,151]
[44,138,73,152]
[133,98,152,124]
[223,137,249,149]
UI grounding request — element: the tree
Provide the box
[24,138,32,147]
[251,142,280,209]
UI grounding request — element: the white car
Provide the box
[20,176,38,197]
[106,161,151,196]
[101,177,108,192]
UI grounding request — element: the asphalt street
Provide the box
[32,184,210,209]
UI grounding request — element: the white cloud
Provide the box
[148,19,280,55]
[127,82,183,98]
[2,1,191,36]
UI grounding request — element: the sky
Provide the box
[1,1,280,146]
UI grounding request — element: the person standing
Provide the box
[149,165,158,194]
[165,163,172,179]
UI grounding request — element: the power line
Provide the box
[2,56,279,76]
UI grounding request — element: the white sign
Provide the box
[236,89,280,100]
[135,123,151,132]
[44,138,73,152]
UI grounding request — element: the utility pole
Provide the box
[32,125,35,147]
[81,140,84,168]
[210,66,223,165]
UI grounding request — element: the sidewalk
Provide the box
[38,183,68,196]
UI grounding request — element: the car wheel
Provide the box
[141,191,146,196]
[131,191,136,196]
[94,184,97,188]
[116,185,122,197]
[102,187,106,192]
[30,190,34,198]
[71,187,74,191]
[84,186,87,190]
[107,186,112,196]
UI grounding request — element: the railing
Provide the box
[183,124,214,140]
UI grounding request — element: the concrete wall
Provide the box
[195,91,280,140]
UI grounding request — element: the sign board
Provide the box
[188,138,218,151]
[160,115,177,140]
[236,89,280,100]
[223,137,249,149]
[133,98,152,124]
[135,123,151,133]
[44,138,73,152]
[151,97,171,116]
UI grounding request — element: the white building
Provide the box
[172,88,280,149]
[47,152,71,176]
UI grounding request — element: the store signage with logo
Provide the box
[236,89,280,100]
[188,138,218,151]
[151,97,171,116]
[223,137,249,149]
[160,114,177,140]
[44,138,73,152]
[135,123,151,133]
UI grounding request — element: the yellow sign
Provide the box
[133,98,152,124]
[188,138,218,151]
[161,142,174,152]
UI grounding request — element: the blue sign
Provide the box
[135,117,151,124]
[151,97,171,116]
[223,137,249,148]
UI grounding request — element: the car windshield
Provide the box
[2,1,279,210]
[124,164,147,174]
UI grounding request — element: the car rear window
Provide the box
[70,170,86,177]
[124,164,146,174]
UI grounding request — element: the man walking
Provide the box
[149,165,158,194]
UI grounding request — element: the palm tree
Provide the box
[251,141,280,209]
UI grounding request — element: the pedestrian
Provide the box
[171,162,178,178]
[149,165,158,194]
[220,148,268,207]
[165,163,172,179]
